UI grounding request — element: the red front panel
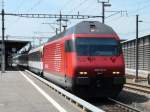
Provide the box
[68,34,125,78]
[75,54,125,77]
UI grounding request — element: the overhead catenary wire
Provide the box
[118,27,150,36]
[60,0,93,30]
[51,0,76,35]
[76,0,95,14]
[67,0,88,14]
[128,1,150,16]
[8,0,44,28]
[13,0,25,12]
[60,0,74,11]
[58,0,94,34]
[28,0,42,12]
[1,0,4,9]
[8,0,26,29]
[105,11,128,19]
[5,12,102,34]
[4,0,150,41]
[105,0,150,29]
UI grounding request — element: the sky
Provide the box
[0,0,150,45]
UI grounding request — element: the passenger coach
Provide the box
[28,46,44,76]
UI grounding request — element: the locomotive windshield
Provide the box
[76,38,120,56]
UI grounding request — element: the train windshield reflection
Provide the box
[76,38,119,56]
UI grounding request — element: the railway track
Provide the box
[25,70,104,112]
[124,82,150,94]
[25,69,143,112]
[97,98,141,112]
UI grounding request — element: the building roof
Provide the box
[121,34,150,44]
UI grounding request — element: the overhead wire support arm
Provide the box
[4,13,102,19]
[105,10,128,19]
[97,0,111,24]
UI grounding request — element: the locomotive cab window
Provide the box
[65,40,74,52]
[76,38,121,56]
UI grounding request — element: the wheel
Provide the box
[148,74,150,85]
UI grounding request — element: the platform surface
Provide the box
[0,70,80,112]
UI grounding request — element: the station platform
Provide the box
[0,69,80,112]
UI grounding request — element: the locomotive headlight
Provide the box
[79,72,87,75]
[116,72,120,74]
[113,72,116,74]
[84,72,87,75]
[79,72,84,75]
[113,71,120,74]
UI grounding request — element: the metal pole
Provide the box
[59,11,62,33]
[1,8,5,73]
[102,2,105,24]
[63,25,67,31]
[56,28,58,35]
[39,37,41,45]
[135,14,139,80]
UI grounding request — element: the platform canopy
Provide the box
[0,40,30,68]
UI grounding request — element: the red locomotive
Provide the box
[14,21,125,97]
[42,21,125,97]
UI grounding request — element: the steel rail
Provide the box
[126,82,150,89]
[124,83,150,94]
[108,98,142,112]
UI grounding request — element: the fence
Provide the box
[122,35,150,77]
